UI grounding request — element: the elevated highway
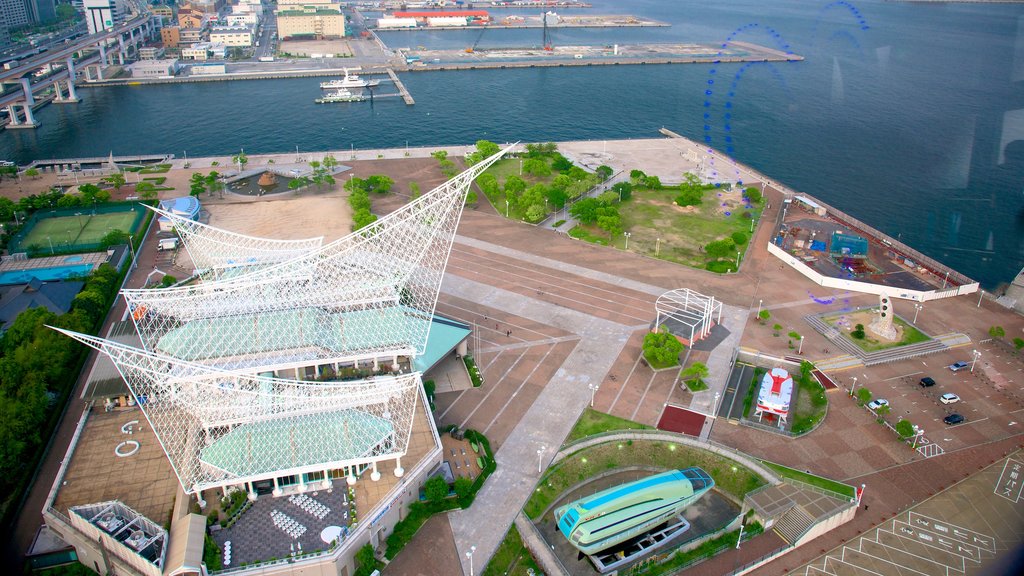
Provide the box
[1,14,158,128]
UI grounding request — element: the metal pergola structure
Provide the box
[54,147,511,496]
[654,288,722,344]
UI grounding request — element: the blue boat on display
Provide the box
[554,467,714,555]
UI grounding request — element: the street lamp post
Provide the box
[942,270,949,290]
[913,303,923,324]
[537,446,546,473]
[624,231,631,250]
[46,236,54,255]
[466,545,477,576]
[756,299,763,318]
[912,428,925,450]
[735,250,741,268]
[505,199,509,218]
[655,237,661,256]
[971,349,981,373]
[850,376,858,398]
[798,335,804,355]
[588,383,599,407]
[750,217,755,233]
[713,391,720,415]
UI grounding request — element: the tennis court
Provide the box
[9,203,147,256]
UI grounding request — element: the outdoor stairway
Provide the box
[804,314,863,358]
[773,505,816,545]
[859,338,948,365]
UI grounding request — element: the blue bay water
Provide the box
[1,0,1022,287]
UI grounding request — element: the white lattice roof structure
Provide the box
[148,205,324,280]
[54,147,510,495]
[654,288,723,344]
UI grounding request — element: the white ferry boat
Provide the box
[314,88,366,103]
[319,68,380,89]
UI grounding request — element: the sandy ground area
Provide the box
[204,192,353,243]
[280,39,353,57]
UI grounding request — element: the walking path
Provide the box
[440,273,634,575]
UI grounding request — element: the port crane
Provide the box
[465,27,486,53]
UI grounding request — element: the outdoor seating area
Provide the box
[288,493,331,520]
[270,509,307,539]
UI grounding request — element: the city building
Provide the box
[128,58,178,78]
[176,6,202,29]
[43,151,507,575]
[136,46,165,60]
[180,41,224,60]
[0,278,84,333]
[276,6,345,40]
[209,25,252,47]
[83,0,126,34]
[29,0,55,23]
[178,27,204,45]
[1,0,33,28]
[0,9,10,48]
[225,12,257,27]
[188,61,224,75]
[159,25,179,48]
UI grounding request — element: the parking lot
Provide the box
[841,347,1023,455]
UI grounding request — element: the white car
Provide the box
[867,399,889,410]
[940,393,960,404]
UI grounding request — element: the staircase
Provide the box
[773,505,816,545]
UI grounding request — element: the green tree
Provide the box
[731,231,748,245]
[705,238,736,259]
[0,197,15,221]
[454,476,474,504]
[24,167,40,179]
[189,173,206,198]
[772,323,782,336]
[851,323,866,339]
[681,362,709,387]
[288,177,307,194]
[612,181,633,201]
[345,176,367,193]
[104,172,126,190]
[895,419,915,439]
[569,197,602,224]
[366,175,394,194]
[629,169,647,186]
[352,208,377,231]
[503,175,526,196]
[409,181,421,199]
[989,326,1005,339]
[322,155,338,170]
[232,151,248,171]
[522,158,551,177]
[856,387,872,405]
[57,3,77,20]
[100,228,130,248]
[466,140,501,165]
[424,475,449,502]
[161,275,177,288]
[465,191,478,205]
[596,165,613,181]
[745,186,763,204]
[1014,337,1024,350]
[56,194,81,208]
[0,165,17,182]
[205,171,223,197]
[526,203,546,222]
[642,328,683,368]
[354,544,378,576]
[758,309,771,324]
[643,175,662,189]
[550,153,573,172]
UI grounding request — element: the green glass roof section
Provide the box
[199,409,393,477]
[155,306,417,361]
[414,315,471,373]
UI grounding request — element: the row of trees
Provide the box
[477,157,607,223]
[0,263,124,518]
[345,174,395,231]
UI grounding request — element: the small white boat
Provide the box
[320,68,380,89]
[315,88,366,103]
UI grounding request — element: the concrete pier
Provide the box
[386,69,415,105]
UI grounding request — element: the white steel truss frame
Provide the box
[55,329,421,494]
[148,205,324,279]
[121,147,511,368]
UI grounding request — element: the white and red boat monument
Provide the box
[755,367,794,428]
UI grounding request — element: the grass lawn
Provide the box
[482,524,543,576]
[742,367,766,418]
[22,211,140,248]
[564,408,651,444]
[759,460,855,498]
[684,378,708,392]
[525,440,767,520]
[823,312,932,353]
[618,186,760,267]
[789,374,828,435]
[568,224,610,246]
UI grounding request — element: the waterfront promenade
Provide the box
[2,138,1022,575]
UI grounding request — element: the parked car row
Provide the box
[919,375,965,425]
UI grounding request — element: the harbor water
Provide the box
[0,0,1021,288]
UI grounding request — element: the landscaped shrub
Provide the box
[424,475,449,502]
[642,328,683,369]
[464,355,483,387]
